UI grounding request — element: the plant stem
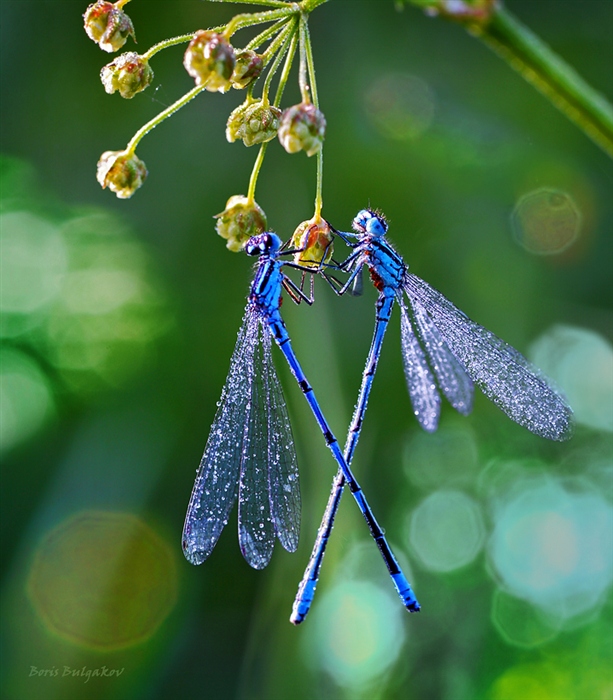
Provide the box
[479,4,613,157]
[267,24,298,107]
[302,16,318,107]
[224,7,296,38]
[262,20,297,100]
[261,19,293,65]
[143,33,199,60]
[247,142,269,202]
[126,84,207,153]
[314,148,323,218]
[209,0,295,7]
[298,16,310,103]
[301,15,323,215]
[300,0,328,11]
[245,17,288,51]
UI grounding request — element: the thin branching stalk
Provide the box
[302,15,318,107]
[314,147,323,219]
[273,26,299,107]
[478,5,613,156]
[261,19,294,66]
[300,0,328,11]
[143,33,201,60]
[126,84,207,153]
[245,17,290,51]
[262,19,298,101]
[247,142,269,202]
[209,0,295,7]
[224,7,297,38]
[298,15,310,103]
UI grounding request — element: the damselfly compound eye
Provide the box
[366,212,388,236]
[352,209,373,233]
[352,209,388,236]
[244,236,264,256]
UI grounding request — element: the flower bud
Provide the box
[96,150,147,199]
[226,100,282,147]
[278,103,326,157]
[101,52,153,98]
[290,216,334,269]
[215,195,267,252]
[84,1,135,53]
[231,50,264,90]
[184,31,235,93]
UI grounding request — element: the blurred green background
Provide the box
[1,1,612,699]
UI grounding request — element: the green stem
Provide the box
[224,7,297,38]
[479,4,613,157]
[209,0,295,7]
[142,33,198,60]
[302,15,319,107]
[261,19,293,65]
[298,15,310,103]
[314,147,323,218]
[125,84,207,153]
[262,19,297,102]
[300,0,328,11]
[273,25,299,107]
[245,17,289,51]
[247,142,269,202]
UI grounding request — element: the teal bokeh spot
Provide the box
[488,476,613,622]
[530,325,613,432]
[301,580,406,690]
[407,490,485,572]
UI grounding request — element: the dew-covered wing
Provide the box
[182,310,256,565]
[264,329,300,554]
[238,323,276,569]
[402,286,474,417]
[397,292,441,432]
[404,273,573,440]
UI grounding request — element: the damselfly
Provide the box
[183,232,419,613]
[291,208,573,624]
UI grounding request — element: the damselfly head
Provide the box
[352,209,388,237]
[245,232,282,256]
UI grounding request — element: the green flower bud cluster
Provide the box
[278,103,326,157]
[96,150,147,199]
[86,1,329,251]
[101,52,153,98]
[215,195,268,252]
[290,216,334,269]
[231,50,264,90]
[184,31,235,93]
[84,1,135,53]
[226,100,282,147]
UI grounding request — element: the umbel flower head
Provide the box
[231,50,264,90]
[184,31,235,93]
[226,100,282,147]
[84,1,135,53]
[290,216,334,269]
[278,103,326,157]
[101,52,153,98]
[215,195,267,252]
[97,150,147,199]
